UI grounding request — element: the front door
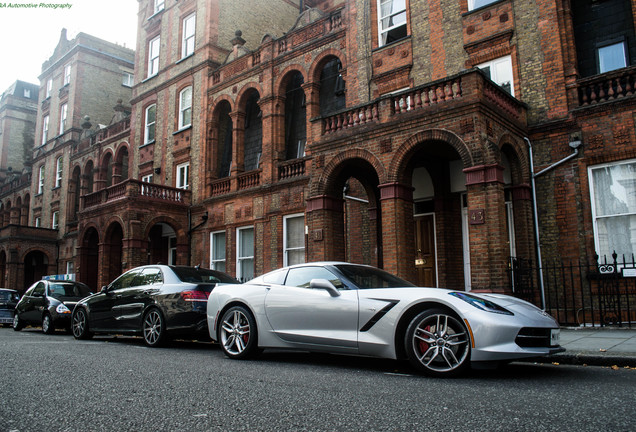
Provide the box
[264,265,359,352]
[414,214,437,287]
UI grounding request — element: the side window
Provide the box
[284,267,345,289]
[134,268,163,286]
[262,269,288,285]
[109,270,141,290]
[32,282,46,296]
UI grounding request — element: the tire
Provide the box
[42,314,55,335]
[218,305,260,359]
[404,309,471,377]
[72,308,93,340]
[12,313,23,331]
[142,309,167,347]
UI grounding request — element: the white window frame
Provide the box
[24,88,30,98]
[182,13,196,58]
[210,230,227,271]
[55,156,63,188]
[154,0,164,14]
[52,211,59,229]
[141,174,153,183]
[377,0,407,47]
[468,0,498,11]
[41,115,49,146]
[35,217,41,228]
[237,226,255,282]
[283,214,305,266]
[477,55,514,96]
[59,103,67,135]
[588,159,636,262]
[598,42,627,74]
[148,36,160,78]
[122,72,134,87]
[45,79,52,98]
[38,165,45,195]
[176,162,190,190]
[178,86,192,129]
[144,104,156,144]
[63,63,71,86]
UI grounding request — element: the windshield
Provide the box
[49,282,92,299]
[335,264,415,289]
[172,267,238,284]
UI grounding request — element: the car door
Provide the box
[22,282,46,324]
[263,266,359,351]
[89,269,141,331]
[112,267,163,331]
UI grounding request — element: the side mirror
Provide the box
[310,279,341,297]
[100,286,109,294]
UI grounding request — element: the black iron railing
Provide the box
[509,253,636,328]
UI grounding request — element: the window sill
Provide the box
[142,74,158,83]
[462,0,507,17]
[147,9,164,21]
[172,125,192,135]
[140,140,156,148]
[176,53,194,64]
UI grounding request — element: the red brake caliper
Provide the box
[418,325,431,354]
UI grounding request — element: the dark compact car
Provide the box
[71,265,238,347]
[0,288,20,327]
[13,280,93,334]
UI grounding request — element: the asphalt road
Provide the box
[0,328,634,432]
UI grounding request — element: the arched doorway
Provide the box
[405,141,465,289]
[148,223,177,265]
[104,222,124,283]
[80,227,99,291]
[316,156,382,267]
[0,250,6,287]
[24,251,48,288]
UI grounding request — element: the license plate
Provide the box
[550,329,560,346]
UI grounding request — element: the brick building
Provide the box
[0,30,134,291]
[1,0,635,325]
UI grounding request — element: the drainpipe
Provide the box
[525,137,581,310]
[187,210,208,266]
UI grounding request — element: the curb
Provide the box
[528,353,636,368]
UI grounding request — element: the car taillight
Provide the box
[180,290,209,302]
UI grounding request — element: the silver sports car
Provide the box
[207,262,564,376]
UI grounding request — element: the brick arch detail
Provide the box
[311,148,386,196]
[498,133,530,184]
[388,129,474,183]
[235,82,264,111]
[143,216,187,243]
[104,217,127,240]
[114,141,131,163]
[308,48,347,84]
[275,64,309,96]
[20,247,54,266]
[209,95,235,117]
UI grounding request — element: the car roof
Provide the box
[0,288,17,292]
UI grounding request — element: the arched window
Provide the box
[319,58,346,117]
[285,72,306,160]
[243,91,262,171]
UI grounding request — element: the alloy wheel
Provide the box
[220,309,251,356]
[410,312,469,374]
[143,310,164,346]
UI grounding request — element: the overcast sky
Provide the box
[0,1,138,92]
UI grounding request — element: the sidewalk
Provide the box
[537,327,636,367]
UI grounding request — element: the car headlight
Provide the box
[449,292,513,315]
[56,304,71,314]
